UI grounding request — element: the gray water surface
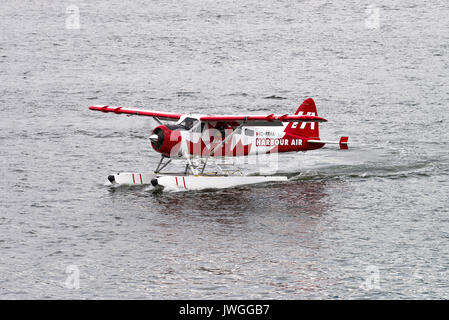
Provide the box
[0,0,448,299]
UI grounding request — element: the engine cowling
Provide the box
[149,125,182,157]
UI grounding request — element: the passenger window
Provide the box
[245,129,254,136]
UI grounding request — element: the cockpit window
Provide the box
[179,117,198,130]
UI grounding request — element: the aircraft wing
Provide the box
[89,106,327,125]
[199,114,327,126]
[89,105,182,121]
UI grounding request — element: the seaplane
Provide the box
[89,98,349,191]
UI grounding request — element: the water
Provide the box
[0,0,448,299]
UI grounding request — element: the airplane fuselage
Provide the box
[150,115,324,158]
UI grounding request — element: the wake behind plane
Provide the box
[89,98,349,191]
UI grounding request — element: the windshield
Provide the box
[179,117,198,130]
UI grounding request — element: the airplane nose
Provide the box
[149,134,159,143]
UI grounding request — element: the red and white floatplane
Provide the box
[89,98,349,191]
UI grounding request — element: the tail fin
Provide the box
[284,98,319,138]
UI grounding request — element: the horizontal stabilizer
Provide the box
[308,136,349,150]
